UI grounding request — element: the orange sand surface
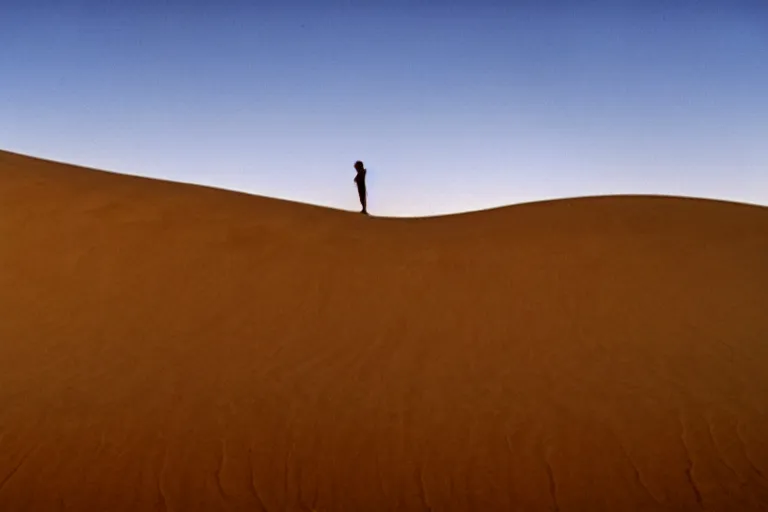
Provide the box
[1,149,767,511]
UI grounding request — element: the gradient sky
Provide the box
[2,0,766,216]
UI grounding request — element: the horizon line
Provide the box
[3,147,766,219]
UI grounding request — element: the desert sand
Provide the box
[1,148,767,511]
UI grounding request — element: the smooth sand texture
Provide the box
[1,149,767,511]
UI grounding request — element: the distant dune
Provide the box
[1,148,767,511]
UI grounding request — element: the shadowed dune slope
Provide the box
[1,149,768,511]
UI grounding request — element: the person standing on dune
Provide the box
[353,160,368,215]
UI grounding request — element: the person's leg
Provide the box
[357,182,368,213]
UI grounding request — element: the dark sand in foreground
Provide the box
[1,149,768,511]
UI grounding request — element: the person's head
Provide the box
[354,160,365,172]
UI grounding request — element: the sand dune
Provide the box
[1,149,767,511]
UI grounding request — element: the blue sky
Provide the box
[2,0,766,216]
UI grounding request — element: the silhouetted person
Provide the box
[353,160,368,215]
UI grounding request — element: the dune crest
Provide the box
[1,149,768,511]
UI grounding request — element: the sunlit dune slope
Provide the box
[1,149,767,511]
